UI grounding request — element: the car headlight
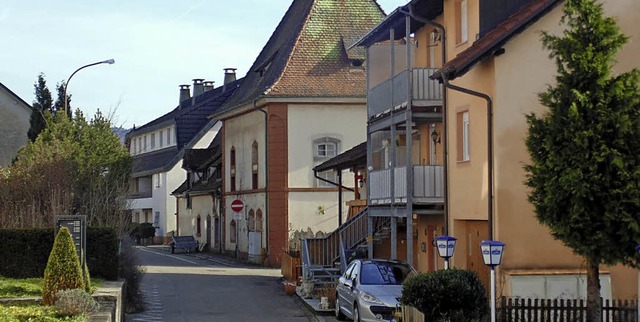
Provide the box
[359,291,384,305]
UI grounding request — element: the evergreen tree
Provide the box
[525,0,640,320]
[54,81,72,119]
[27,73,53,141]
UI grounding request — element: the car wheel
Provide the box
[353,303,360,322]
[335,295,346,320]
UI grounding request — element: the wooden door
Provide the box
[465,220,490,293]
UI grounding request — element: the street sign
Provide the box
[230,199,244,213]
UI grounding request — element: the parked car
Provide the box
[335,259,416,321]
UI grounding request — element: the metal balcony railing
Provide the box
[368,68,443,117]
[369,165,444,204]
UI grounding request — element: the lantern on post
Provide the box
[481,240,505,322]
[435,235,457,270]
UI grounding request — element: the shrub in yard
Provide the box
[54,288,99,316]
[42,227,84,305]
[119,237,146,313]
[400,268,489,321]
[83,262,91,293]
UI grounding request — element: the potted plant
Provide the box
[301,275,315,299]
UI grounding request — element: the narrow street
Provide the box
[126,246,321,322]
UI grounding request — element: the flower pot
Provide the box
[283,281,296,295]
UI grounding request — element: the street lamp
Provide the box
[481,240,505,322]
[435,235,456,269]
[63,59,115,116]
[636,244,640,321]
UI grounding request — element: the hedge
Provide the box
[0,227,119,280]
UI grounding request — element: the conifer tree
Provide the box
[525,0,640,320]
[42,227,84,305]
[27,73,53,141]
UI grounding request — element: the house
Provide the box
[171,134,223,252]
[352,0,639,300]
[0,82,31,167]
[126,73,240,243]
[209,0,385,266]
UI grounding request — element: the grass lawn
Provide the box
[0,277,104,321]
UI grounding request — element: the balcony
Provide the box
[368,68,443,117]
[369,165,444,205]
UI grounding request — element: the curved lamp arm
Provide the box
[63,59,115,116]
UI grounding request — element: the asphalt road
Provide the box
[126,246,320,322]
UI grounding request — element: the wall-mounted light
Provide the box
[431,129,441,144]
[430,29,441,45]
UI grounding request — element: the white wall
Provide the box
[224,112,266,192]
[0,87,30,167]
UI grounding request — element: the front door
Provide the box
[248,231,262,263]
[465,220,490,293]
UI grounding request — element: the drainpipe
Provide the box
[441,70,494,240]
[254,99,270,259]
[398,6,450,236]
[313,170,356,226]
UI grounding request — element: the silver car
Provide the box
[335,259,416,322]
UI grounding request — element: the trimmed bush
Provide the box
[85,227,119,280]
[83,262,91,293]
[400,268,489,321]
[54,288,99,316]
[42,227,84,305]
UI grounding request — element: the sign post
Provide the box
[231,199,244,259]
[55,215,87,268]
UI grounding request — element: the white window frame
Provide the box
[461,0,468,43]
[462,111,470,161]
[159,130,164,147]
[167,128,171,145]
[315,142,337,158]
[150,133,156,149]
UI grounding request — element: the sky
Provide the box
[0,0,408,129]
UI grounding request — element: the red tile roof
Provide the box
[432,0,563,81]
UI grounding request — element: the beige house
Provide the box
[0,82,31,167]
[210,0,385,266]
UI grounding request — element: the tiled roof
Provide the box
[127,79,241,176]
[314,141,367,172]
[182,148,214,170]
[432,0,562,81]
[131,147,178,178]
[213,0,385,117]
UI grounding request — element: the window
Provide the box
[313,137,340,187]
[256,209,263,232]
[457,111,470,161]
[150,133,156,149]
[230,220,237,243]
[230,147,236,191]
[132,140,137,155]
[252,141,259,189]
[167,128,171,145]
[137,137,142,153]
[143,135,148,151]
[159,130,164,147]
[455,0,468,44]
[196,215,202,237]
[248,209,255,231]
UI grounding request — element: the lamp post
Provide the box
[636,244,640,321]
[435,235,456,269]
[63,59,115,116]
[481,240,505,322]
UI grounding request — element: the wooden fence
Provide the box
[499,297,638,322]
[280,250,301,283]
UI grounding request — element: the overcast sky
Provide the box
[0,0,408,128]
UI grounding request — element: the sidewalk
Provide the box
[144,244,256,268]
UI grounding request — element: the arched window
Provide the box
[196,215,202,237]
[248,209,256,231]
[230,220,237,243]
[256,209,263,232]
[313,137,341,187]
[251,141,259,189]
[230,146,236,191]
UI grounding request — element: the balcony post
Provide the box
[404,14,414,266]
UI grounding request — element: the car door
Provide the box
[344,260,361,315]
[337,261,356,316]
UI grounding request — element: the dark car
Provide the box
[335,259,416,321]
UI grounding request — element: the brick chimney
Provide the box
[223,68,237,91]
[192,78,205,105]
[179,85,191,105]
[203,81,215,92]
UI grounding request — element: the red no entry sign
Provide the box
[230,199,244,213]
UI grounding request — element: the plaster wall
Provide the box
[490,0,638,298]
[177,194,214,245]
[287,103,366,188]
[0,87,30,167]
[224,111,266,192]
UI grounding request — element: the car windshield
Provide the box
[359,261,413,285]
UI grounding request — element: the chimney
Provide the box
[179,84,191,106]
[192,78,205,105]
[223,68,237,91]
[203,81,215,92]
